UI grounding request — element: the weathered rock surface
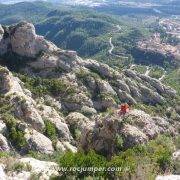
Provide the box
[62,141,77,153]
[120,124,148,148]
[0,134,10,152]
[81,109,177,155]
[40,105,72,141]
[1,157,59,180]
[7,171,31,180]
[19,157,59,178]
[13,98,45,132]
[0,22,58,57]
[65,112,91,139]
[0,22,179,160]
[25,129,54,154]
[173,150,180,161]
[0,67,12,94]
[0,120,7,134]
[0,164,6,180]
[0,67,45,131]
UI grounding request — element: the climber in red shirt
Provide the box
[118,103,130,116]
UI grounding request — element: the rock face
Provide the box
[0,67,12,93]
[80,109,177,156]
[13,98,45,132]
[25,129,54,154]
[0,25,9,55]
[120,124,148,148]
[0,66,45,132]
[0,22,58,57]
[0,164,6,180]
[65,112,91,141]
[0,134,10,152]
[1,157,59,180]
[19,157,59,178]
[40,105,72,141]
[0,120,7,134]
[0,65,76,155]
[0,22,176,109]
[0,22,179,160]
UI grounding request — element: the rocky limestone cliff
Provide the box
[0,22,58,57]
[0,22,179,179]
[0,22,176,111]
[80,109,177,156]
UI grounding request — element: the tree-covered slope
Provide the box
[35,9,118,57]
[0,2,119,58]
[0,1,54,24]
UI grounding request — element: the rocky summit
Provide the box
[0,22,179,179]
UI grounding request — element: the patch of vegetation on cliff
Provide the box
[58,135,174,179]
[16,74,77,97]
[2,113,27,151]
[44,119,58,148]
[0,95,12,114]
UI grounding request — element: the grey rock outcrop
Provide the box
[19,157,59,179]
[13,97,45,132]
[0,22,178,158]
[62,141,77,153]
[0,25,9,55]
[40,105,72,141]
[121,124,148,148]
[97,80,117,96]
[0,164,6,180]
[0,120,7,134]
[0,67,12,93]
[65,112,91,136]
[25,129,54,154]
[0,134,10,152]
[0,67,45,131]
[0,22,176,109]
[0,25,3,40]
[0,22,58,57]
[80,109,177,156]
[2,157,59,180]
[156,175,180,180]
[117,89,137,104]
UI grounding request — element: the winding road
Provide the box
[130,64,152,76]
[130,64,166,81]
[108,25,129,59]
[108,37,114,55]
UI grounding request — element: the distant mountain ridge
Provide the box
[1,0,178,6]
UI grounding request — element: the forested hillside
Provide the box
[0,1,54,24]
[0,1,155,64]
[35,9,116,57]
